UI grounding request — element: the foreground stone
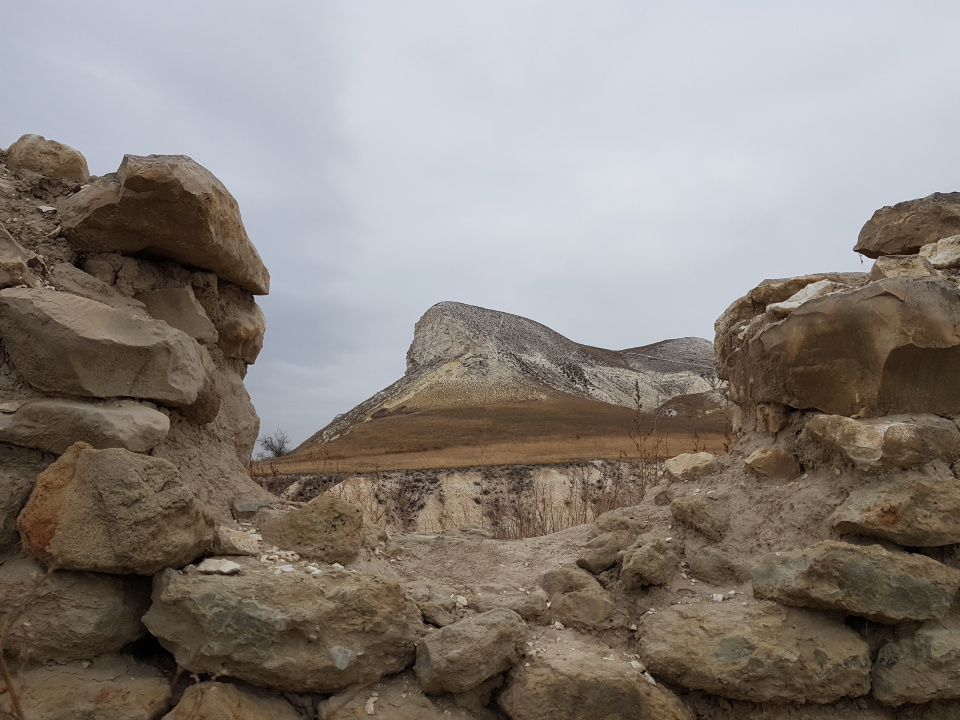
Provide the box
[499,631,693,720]
[671,494,730,541]
[805,414,960,471]
[18,442,214,574]
[260,494,363,564]
[720,276,960,417]
[873,614,960,706]
[5,133,90,182]
[0,654,170,720]
[143,557,425,692]
[0,288,217,416]
[538,565,622,630]
[618,538,678,589]
[415,608,528,694]
[855,192,960,258]
[638,601,871,703]
[751,540,960,623]
[0,555,149,662]
[325,671,485,720]
[61,154,270,294]
[0,397,169,454]
[664,452,716,481]
[831,470,960,546]
[744,446,802,481]
[164,681,301,720]
[576,530,634,574]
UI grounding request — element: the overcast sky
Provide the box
[5,2,960,445]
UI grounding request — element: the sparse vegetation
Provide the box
[255,427,291,460]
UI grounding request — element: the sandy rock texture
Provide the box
[260,493,364,563]
[163,681,302,719]
[872,614,960,706]
[18,441,215,574]
[4,133,89,182]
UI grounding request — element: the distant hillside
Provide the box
[263,302,728,472]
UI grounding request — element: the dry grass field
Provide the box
[251,394,731,475]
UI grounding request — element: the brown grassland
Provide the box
[251,394,731,475]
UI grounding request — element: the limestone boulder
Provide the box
[618,538,678,590]
[0,555,149,662]
[638,601,871,703]
[498,632,694,720]
[830,470,960,546]
[18,442,215,574]
[324,671,486,720]
[855,193,960,258]
[750,540,960,623]
[870,254,937,280]
[671,494,730,541]
[594,505,650,535]
[0,397,169,454]
[5,133,90,182]
[920,234,960,269]
[744,446,802,481]
[664,452,717,481]
[718,276,960,417]
[805,413,960,471]
[213,526,261,556]
[0,288,219,418]
[260,494,363,564]
[685,544,746,584]
[0,654,170,720]
[873,614,960,706]
[0,443,52,553]
[415,608,528,694]
[143,557,425,693]
[538,565,622,630]
[60,154,269,294]
[164,682,301,720]
[576,530,635,574]
[0,222,41,288]
[137,286,218,343]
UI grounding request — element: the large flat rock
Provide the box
[830,469,960,546]
[60,154,269,294]
[0,554,149,662]
[18,442,215,574]
[751,540,960,623]
[719,277,960,417]
[499,631,694,720]
[873,614,960,706]
[0,397,169,454]
[0,287,216,415]
[637,601,871,703]
[855,192,960,258]
[143,557,425,693]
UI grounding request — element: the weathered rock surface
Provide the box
[18,442,215,574]
[0,288,217,416]
[719,277,960,417]
[204,283,266,364]
[920,234,960,269]
[0,222,42,288]
[618,538,678,589]
[137,286,218,343]
[0,443,52,552]
[0,555,149,662]
[664,452,717,481]
[870,254,937,280]
[576,530,634,574]
[685,543,746,584]
[766,279,847,318]
[873,614,960,706]
[260,494,363,564]
[594,505,650,535]
[855,193,960,258]
[5,133,90,182]
[60,154,269,294]
[415,608,528,694]
[805,413,960,471]
[0,654,170,720]
[325,671,485,719]
[143,557,425,692]
[744,446,802,481]
[0,397,169,454]
[638,601,871,703]
[163,681,301,719]
[498,631,694,720]
[538,565,622,630]
[213,525,261,556]
[671,494,730,541]
[47,261,150,315]
[830,469,960,546]
[751,540,960,623]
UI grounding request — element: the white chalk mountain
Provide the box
[300,301,718,449]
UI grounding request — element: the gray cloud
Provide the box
[5,1,960,444]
